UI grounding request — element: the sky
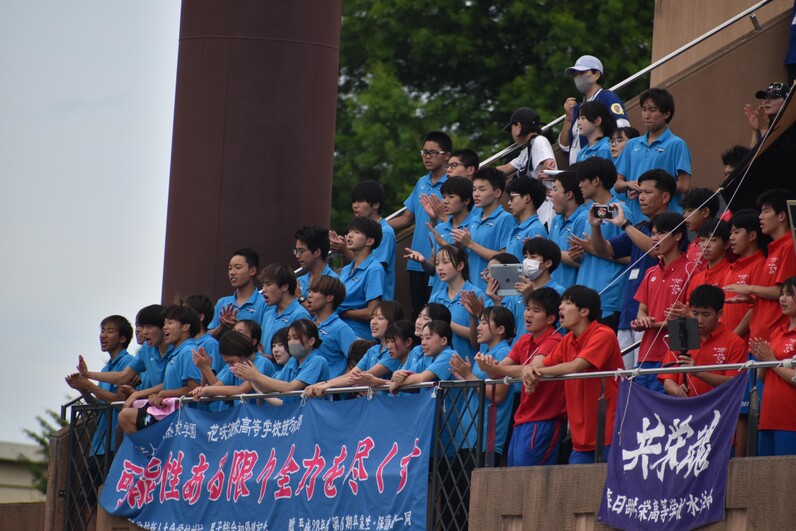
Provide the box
[0,2,182,444]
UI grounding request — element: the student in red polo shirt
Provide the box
[523,285,623,464]
[685,219,732,303]
[749,276,796,456]
[631,212,691,393]
[475,287,564,466]
[660,285,747,397]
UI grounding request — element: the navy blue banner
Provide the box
[100,393,435,530]
[598,373,747,530]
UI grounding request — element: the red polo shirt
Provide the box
[634,254,692,363]
[686,258,731,302]
[542,321,622,452]
[509,327,564,425]
[749,234,796,342]
[722,251,765,339]
[759,323,796,432]
[686,239,705,271]
[658,323,747,397]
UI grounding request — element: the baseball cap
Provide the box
[565,55,604,76]
[503,107,543,131]
[755,82,790,99]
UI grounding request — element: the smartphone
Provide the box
[592,204,616,220]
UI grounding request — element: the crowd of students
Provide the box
[66,57,796,475]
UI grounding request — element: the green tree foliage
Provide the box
[18,409,68,494]
[332,0,653,229]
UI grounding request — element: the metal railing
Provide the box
[61,357,790,531]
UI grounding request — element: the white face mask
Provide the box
[523,258,544,280]
[574,76,595,94]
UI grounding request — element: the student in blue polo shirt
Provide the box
[259,263,311,356]
[232,319,329,403]
[305,275,358,378]
[576,100,615,162]
[338,216,386,339]
[614,88,691,220]
[568,157,634,330]
[330,180,396,300]
[452,167,516,291]
[390,320,455,393]
[389,131,452,318]
[429,244,493,361]
[504,176,548,261]
[208,248,268,338]
[119,305,202,434]
[293,226,339,301]
[548,169,588,289]
[180,295,222,374]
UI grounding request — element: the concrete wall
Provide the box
[470,457,796,530]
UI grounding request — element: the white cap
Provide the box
[565,55,604,76]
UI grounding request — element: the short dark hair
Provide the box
[309,275,347,309]
[522,238,562,272]
[424,320,453,346]
[756,188,793,215]
[219,330,257,359]
[721,145,751,168]
[259,263,298,294]
[698,218,730,242]
[179,295,214,329]
[294,226,331,258]
[375,300,405,324]
[681,188,719,218]
[639,87,675,123]
[480,306,516,341]
[100,315,133,348]
[437,244,470,282]
[232,248,260,273]
[689,284,725,312]
[236,319,262,348]
[347,339,376,369]
[163,304,201,338]
[422,303,452,324]
[650,212,687,239]
[270,326,288,351]
[351,180,386,213]
[288,319,323,349]
[490,252,520,265]
[472,167,507,193]
[450,149,479,169]
[730,209,766,245]
[578,100,616,138]
[440,176,474,211]
[525,287,562,319]
[347,216,383,249]
[137,304,165,328]
[562,285,601,322]
[424,131,452,153]
[638,169,677,201]
[506,176,547,210]
[614,126,640,140]
[576,156,617,191]
[555,170,585,205]
[384,320,418,345]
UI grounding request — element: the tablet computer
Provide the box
[489,264,523,297]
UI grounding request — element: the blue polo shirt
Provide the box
[549,203,589,289]
[405,347,454,381]
[505,214,548,261]
[471,340,513,454]
[297,264,340,299]
[261,298,311,355]
[569,89,629,150]
[502,294,527,340]
[404,172,448,272]
[575,200,635,315]
[466,206,516,290]
[162,339,201,390]
[373,218,397,300]
[92,350,133,455]
[338,253,386,339]
[576,136,612,162]
[614,128,692,220]
[401,345,425,371]
[357,343,404,376]
[429,281,494,361]
[129,343,175,390]
[210,355,276,411]
[315,313,358,378]
[429,211,477,294]
[276,352,330,402]
[208,289,268,332]
[194,333,221,374]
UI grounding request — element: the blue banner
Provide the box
[100,393,435,530]
[598,373,747,530]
